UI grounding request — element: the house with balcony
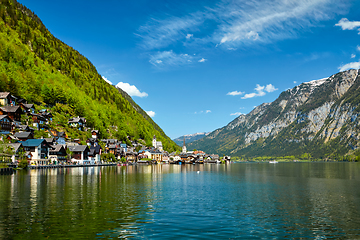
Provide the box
[68,145,90,164]
[48,144,67,164]
[68,117,86,131]
[150,149,163,163]
[89,144,102,164]
[31,113,48,130]
[0,115,13,134]
[0,92,15,106]
[22,139,51,165]
[19,103,35,114]
[0,106,22,125]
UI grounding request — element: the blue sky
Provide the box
[18,0,360,139]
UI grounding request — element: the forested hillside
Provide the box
[0,0,179,152]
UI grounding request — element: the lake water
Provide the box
[1,163,360,239]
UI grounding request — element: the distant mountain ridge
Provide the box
[188,69,360,160]
[173,132,209,147]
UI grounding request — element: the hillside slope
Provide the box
[189,69,360,160]
[0,0,179,152]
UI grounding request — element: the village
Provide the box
[0,92,230,168]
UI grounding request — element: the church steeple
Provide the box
[182,137,187,153]
[152,135,156,148]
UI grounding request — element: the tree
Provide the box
[66,148,73,161]
[17,149,28,169]
[0,144,14,162]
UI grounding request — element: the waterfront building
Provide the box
[22,139,51,165]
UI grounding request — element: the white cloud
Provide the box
[339,61,360,72]
[230,112,243,116]
[146,111,155,117]
[137,13,205,50]
[357,46,360,51]
[195,110,211,114]
[293,81,297,84]
[116,82,148,97]
[335,18,360,31]
[265,84,278,92]
[241,84,277,99]
[138,0,341,51]
[351,54,356,58]
[227,90,244,96]
[102,76,112,85]
[149,50,193,66]
[217,1,337,46]
[186,34,193,39]
[149,50,206,68]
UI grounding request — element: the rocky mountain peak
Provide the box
[188,69,360,159]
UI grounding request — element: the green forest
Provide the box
[0,0,180,152]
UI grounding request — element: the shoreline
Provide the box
[28,163,117,169]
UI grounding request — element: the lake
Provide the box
[1,162,360,239]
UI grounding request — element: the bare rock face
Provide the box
[188,69,360,157]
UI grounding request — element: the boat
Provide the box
[269,160,278,163]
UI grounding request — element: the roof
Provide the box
[49,144,66,152]
[90,144,101,153]
[14,132,32,139]
[0,106,21,113]
[68,117,85,124]
[17,98,26,104]
[41,112,53,118]
[150,149,163,154]
[7,143,22,152]
[89,149,95,156]
[22,139,47,147]
[68,145,89,152]
[31,113,46,121]
[58,132,66,138]
[7,135,18,140]
[22,104,34,109]
[17,125,30,130]
[0,92,10,99]
[87,138,98,143]
[0,115,12,121]
[44,138,55,143]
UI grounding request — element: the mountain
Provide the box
[0,0,180,152]
[173,132,209,147]
[188,69,360,160]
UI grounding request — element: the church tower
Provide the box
[182,137,187,153]
[152,135,157,148]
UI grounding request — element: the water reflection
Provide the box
[0,163,359,239]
